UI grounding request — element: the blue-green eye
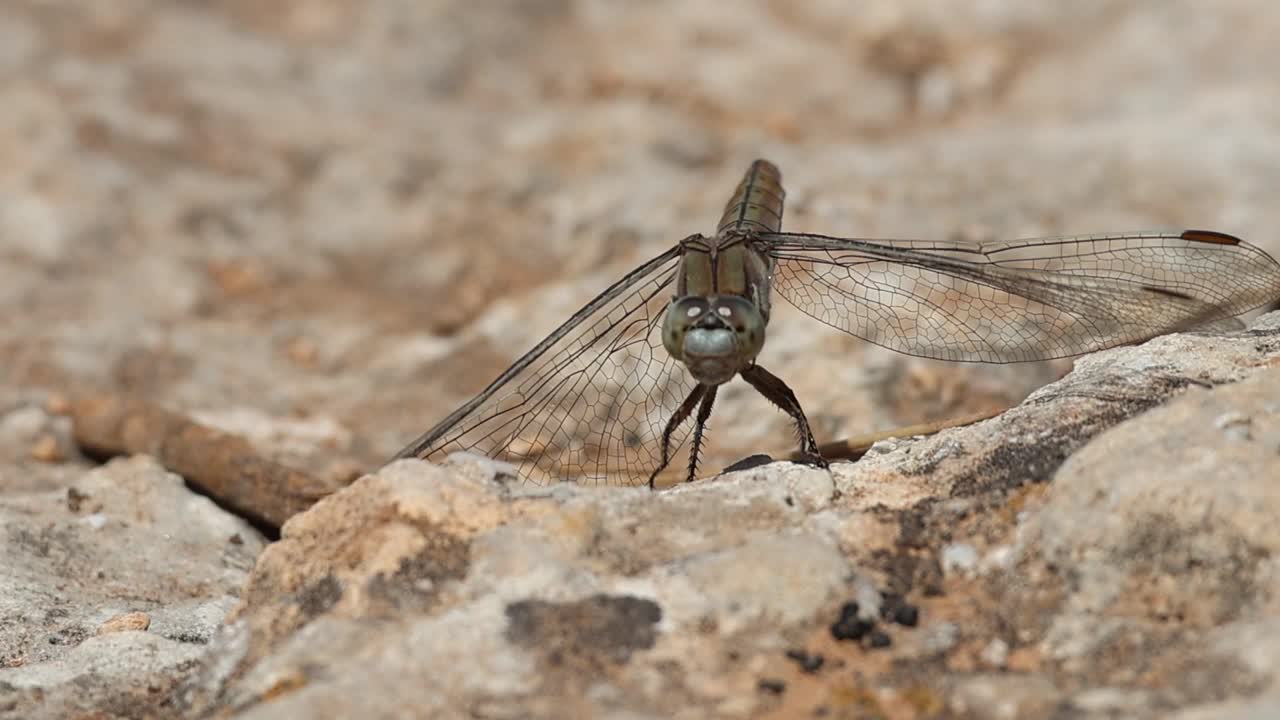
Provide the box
[662,297,707,359]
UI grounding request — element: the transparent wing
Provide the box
[760,230,1280,363]
[392,246,698,486]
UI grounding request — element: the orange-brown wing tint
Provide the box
[1181,229,1241,245]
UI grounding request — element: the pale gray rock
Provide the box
[180,461,863,718]
[1,632,207,720]
[949,673,1062,720]
[0,456,264,719]
[1024,363,1280,661]
[1173,693,1280,720]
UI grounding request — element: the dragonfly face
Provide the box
[391,158,1280,490]
[661,294,766,385]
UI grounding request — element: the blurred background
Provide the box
[3,0,1278,479]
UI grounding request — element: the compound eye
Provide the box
[662,296,710,359]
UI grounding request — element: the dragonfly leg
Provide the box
[684,385,719,483]
[649,384,707,489]
[740,364,828,469]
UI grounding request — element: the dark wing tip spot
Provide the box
[1182,229,1242,245]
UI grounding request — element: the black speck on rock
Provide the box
[880,593,920,627]
[867,630,892,649]
[785,648,825,673]
[830,601,875,641]
[66,487,90,513]
[757,678,786,695]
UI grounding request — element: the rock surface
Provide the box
[3,1,1280,718]
[0,456,264,718]
[166,312,1280,719]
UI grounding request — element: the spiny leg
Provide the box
[649,384,707,489]
[684,385,719,483]
[739,364,828,469]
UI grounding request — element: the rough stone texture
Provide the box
[4,1,1280,718]
[164,314,1279,718]
[0,456,264,719]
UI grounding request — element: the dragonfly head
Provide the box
[662,295,766,385]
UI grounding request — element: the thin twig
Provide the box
[790,406,1009,462]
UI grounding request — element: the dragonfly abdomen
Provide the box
[717,159,785,234]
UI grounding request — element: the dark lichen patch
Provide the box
[505,594,662,672]
[295,574,343,618]
[946,374,1206,497]
[895,505,931,550]
[946,413,1117,497]
[366,529,470,614]
[8,525,84,562]
[1113,515,1268,627]
[46,624,89,647]
[1057,621,1268,706]
[165,631,211,645]
[876,546,944,599]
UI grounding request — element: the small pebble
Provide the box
[97,612,150,635]
[890,603,919,627]
[831,602,875,641]
[29,434,63,462]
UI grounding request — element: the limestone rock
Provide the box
[4,1,1280,718]
[0,457,264,719]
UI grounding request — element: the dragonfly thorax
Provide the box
[662,295,766,385]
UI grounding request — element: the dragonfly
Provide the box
[392,159,1280,488]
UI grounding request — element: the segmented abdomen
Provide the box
[716,159,785,234]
